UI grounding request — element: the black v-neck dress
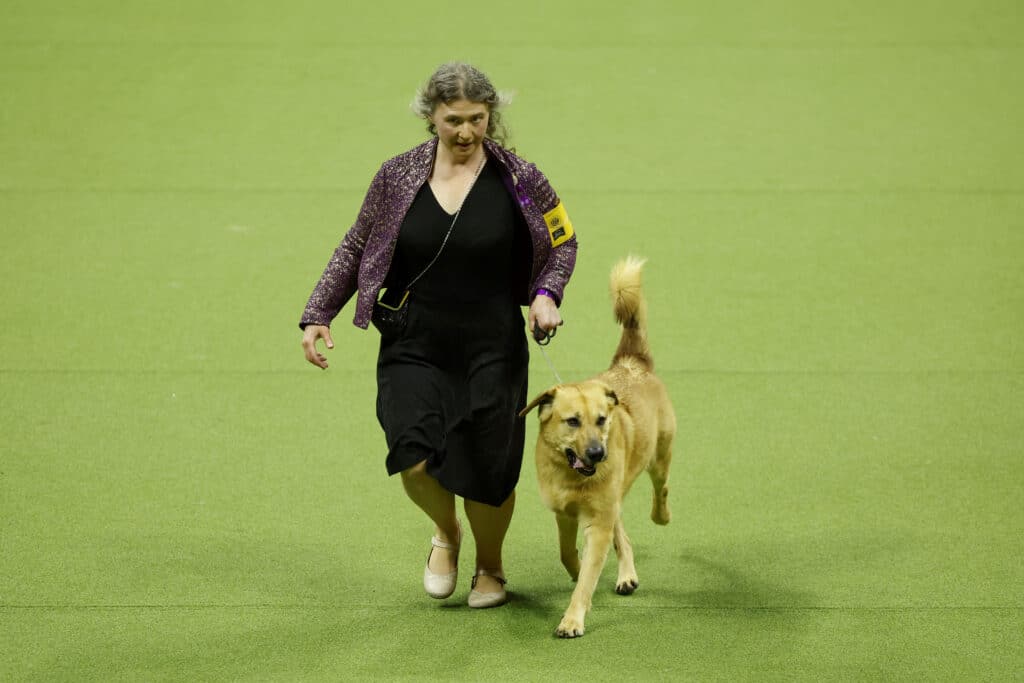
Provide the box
[375,159,530,506]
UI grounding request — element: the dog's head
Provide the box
[519,380,619,477]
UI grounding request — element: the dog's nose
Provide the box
[585,444,605,463]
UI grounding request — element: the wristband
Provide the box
[535,288,555,301]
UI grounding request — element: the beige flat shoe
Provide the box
[423,527,460,599]
[468,570,507,608]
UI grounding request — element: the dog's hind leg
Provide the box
[556,513,580,581]
[556,519,614,638]
[649,431,674,525]
[613,517,639,595]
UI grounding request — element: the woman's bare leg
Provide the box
[400,461,459,574]
[464,490,516,592]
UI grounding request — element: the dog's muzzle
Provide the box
[565,447,598,477]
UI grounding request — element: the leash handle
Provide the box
[533,324,557,346]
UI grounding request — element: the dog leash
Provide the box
[532,325,563,384]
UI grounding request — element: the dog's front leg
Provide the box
[613,517,639,594]
[556,513,580,581]
[555,520,614,638]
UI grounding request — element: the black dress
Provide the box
[375,159,530,507]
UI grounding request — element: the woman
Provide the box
[299,62,577,608]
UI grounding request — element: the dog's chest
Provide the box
[539,473,619,518]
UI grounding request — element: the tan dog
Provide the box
[521,256,676,638]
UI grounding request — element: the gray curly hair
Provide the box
[412,62,512,147]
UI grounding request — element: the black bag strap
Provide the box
[404,155,487,291]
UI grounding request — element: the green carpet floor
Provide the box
[2,1,1022,680]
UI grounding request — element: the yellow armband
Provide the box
[543,201,574,247]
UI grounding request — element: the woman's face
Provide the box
[430,98,489,162]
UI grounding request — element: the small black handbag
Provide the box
[370,156,485,338]
[370,288,411,337]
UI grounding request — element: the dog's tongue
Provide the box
[570,453,596,476]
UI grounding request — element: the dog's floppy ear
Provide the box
[519,387,558,419]
[600,383,619,408]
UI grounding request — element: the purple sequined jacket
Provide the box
[300,137,578,330]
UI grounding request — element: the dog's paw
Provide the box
[615,577,639,595]
[555,615,586,638]
[651,499,671,525]
[651,485,671,525]
[562,557,580,582]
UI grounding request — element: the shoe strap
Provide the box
[430,521,461,551]
[431,536,458,550]
[471,570,506,589]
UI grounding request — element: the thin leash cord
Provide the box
[537,343,563,384]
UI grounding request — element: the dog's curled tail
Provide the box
[610,255,652,369]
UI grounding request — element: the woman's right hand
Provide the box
[302,325,334,369]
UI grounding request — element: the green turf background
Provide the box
[2,1,1022,680]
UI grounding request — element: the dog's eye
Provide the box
[565,417,581,428]
[596,416,607,427]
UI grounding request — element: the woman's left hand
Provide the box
[528,293,562,339]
